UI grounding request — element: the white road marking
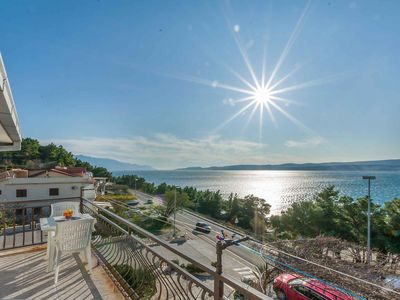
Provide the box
[234,266,256,280]
[234,267,251,271]
[238,271,254,275]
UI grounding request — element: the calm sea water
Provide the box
[114,170,400,213]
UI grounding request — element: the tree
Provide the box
[227,193,241,222]
[163,190,189,218]
[91,167,112,179]
[20,138,41,161]
[314,185,340,236]
[197,190,222,218]
[0,137,41,166]
[156,182,168,194]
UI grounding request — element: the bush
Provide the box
[114,264,156,299]
[96,194,136,201]
[182,263,205,274]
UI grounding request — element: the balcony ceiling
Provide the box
[0,53,21,151]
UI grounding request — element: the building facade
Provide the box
[0,167,96,203]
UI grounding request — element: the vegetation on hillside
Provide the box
[113,174,270,233]
[270,186,400,254]
[0,138,112,178]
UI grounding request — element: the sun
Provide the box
[253,86,271,105]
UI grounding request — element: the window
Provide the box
[16,189,27,197]
[293,286,326,300]
[0,190,2,195]
[49,188,59,196]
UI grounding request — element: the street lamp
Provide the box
[173,188,177,238]
[134,178,137,195]
[215,236,249,299]
[362,175,376,265]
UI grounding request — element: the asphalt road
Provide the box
[132,190,267,282]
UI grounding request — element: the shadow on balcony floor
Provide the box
[0,246,124,300]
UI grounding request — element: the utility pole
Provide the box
[215,236,249,299]
[362,175,376,265]
[173,188,177,237]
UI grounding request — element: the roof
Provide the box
[28,167,88,178]
[29,169,74,177]
[54,166,87,176]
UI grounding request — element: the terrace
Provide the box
[0,198,270,300]
[0,246,123,300]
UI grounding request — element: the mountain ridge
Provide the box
[177,159,400,171]
[75,155,155,171]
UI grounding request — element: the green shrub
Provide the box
[114,264,156,299]
[182,263,204,274]
[96,194,136,201]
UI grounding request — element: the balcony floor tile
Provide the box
[0,246,124,300]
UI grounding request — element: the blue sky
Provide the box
[1,0,399,169]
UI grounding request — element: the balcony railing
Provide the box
[0,197,79,250]
[0,197,271,299]
[81,198,270,300]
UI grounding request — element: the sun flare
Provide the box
[172,2,321,139]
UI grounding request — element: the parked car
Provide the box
[273,273,353,300]
[195,222,211,233]
[126,200,140,206]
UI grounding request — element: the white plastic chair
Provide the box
[49,218,95,284]
[46,201,81,260]
[50,201,80,217]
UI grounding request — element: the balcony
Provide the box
[0,198,270,300]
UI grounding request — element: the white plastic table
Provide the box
[40,214,95,232]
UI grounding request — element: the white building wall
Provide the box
[0,177,95,202]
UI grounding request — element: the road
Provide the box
[132,190,267,284]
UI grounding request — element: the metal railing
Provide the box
[0,197,79,250]
[81,198,270,300]
[0,197,271,299]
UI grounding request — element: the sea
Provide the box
[113,170,400,213]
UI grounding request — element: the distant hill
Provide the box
[76,155,155,171]
[178,159,400,171]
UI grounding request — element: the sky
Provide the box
[1,0,399,169]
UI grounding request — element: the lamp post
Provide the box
[362,175,376,265]
[173,187,177,238]
[215,236,249,299]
